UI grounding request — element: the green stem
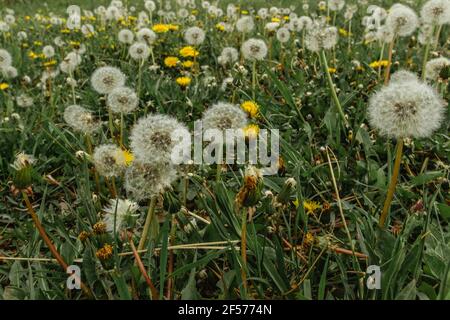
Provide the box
[252,60,257,101]
[138,196,157,252]
[319,50,348,126]
[379,139,403,228]
[240,207,248,298]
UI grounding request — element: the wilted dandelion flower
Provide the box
[129,42,150,60]
[202,102,248,131]
[0,49,12,68]
[368,78,446,139]
[241,38,268,61]
[136,28,157,45]
[130,114,190,164]
[184,27,206,46]
[118,29,134,44]
[63,105,99,134]
[420,0,450,25]
[236,16,255,33]
[103,198,139,233]
[276,27,290,43]
[425,57,450,81]
[218,47,238,66]
[91,66,126,94]
[11,152,36,171]
[125,161,178,201]
[107,86,138,114]
[385,4,419,37]
[93,144,130,177]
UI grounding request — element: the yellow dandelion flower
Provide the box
[164,56,179,68]
[33,41,43,46]
[152,24,170,33]
[123,149,134,166]
[61,28,71,34]
[243,124,260,139]
[339,28,351,37]
[241,101,259,118]
[283,16,290,21]
[271,17,281,23]
[176,76,191,87]
[241,10,249,15]
[216,23,225,31]
[303,200,321,215]
[369,60,389,68]
[0,83,9,91]
[168,24,179,31]
[43,60,57,67]
[328,67,337,73]
[182,60,194,68]
[305,232,315,245]
[179,46,199,58]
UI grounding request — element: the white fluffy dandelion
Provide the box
[63,105,99,134]
[385,4,419,37]
[118,29,134,44]
[305,23,338,52]
[93,144,129,177]
[107,86,139,114]
[425,57,450,81]
[390,70,419,83]
[368,79,445,139]
[202,102,248,131]
[236,16,255,33]
[420,0,450,26]
[136,28,157,45]
[125,161,178,201]
[241,38,268,61]
[43,45,55,58]
[0,49,12,68]
[129,42,150,60]
[184,26,206,46]
[16,94,34,108]
[130,114,190,164]
[91,66,126,94]
[218,47,238,66]
[276,27,291,43]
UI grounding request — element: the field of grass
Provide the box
[0,0,449,301]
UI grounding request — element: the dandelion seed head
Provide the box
[385,4,419,37]
[202,102,248,131]
[129,42,150,60]
[130,114,190,164]
[0,49,12,68]
[63,105,99,134]
[91,66,126,94]
[118,29,134,44]
[368,79,445,139]
[93,144,129,177]
[236,16,255,33]
[184,26,205,45]
[420,0,450,25]
[425,57,450,81]
[107,86,138,114]
[125,161,177,201]
[276,27,291,43]
[241,38,268,61]
[136,28,157,45]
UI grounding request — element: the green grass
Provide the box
[0,0,449,300]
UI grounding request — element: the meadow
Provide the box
[0,0,449,300]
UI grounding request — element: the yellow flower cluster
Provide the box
[369,60,389,68]
[179,46,199,58]
[241,101,259,118]
[176,76,192,87]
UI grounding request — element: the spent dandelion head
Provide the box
[91,66,126,94]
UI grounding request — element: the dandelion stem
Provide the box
[251,60,257,101]
[138,196,157,252]
[240,207,248,297]
[319,50,348,126]
[108,107,115,140]
[166,214,177,300]
[129,238,159,300]
[379,139,403,228]
[421,24,436,81]
[137,59,144,99]
[384,37,396,85]
[22,192,92,297]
